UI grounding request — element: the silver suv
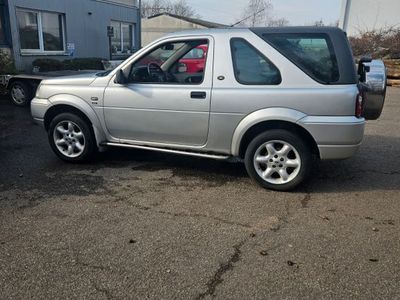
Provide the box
[31,27,387,190]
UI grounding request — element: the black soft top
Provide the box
[250,27,357,85]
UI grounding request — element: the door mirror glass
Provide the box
[114,69,127,84]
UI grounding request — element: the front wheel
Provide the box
[48,113,96,162]
[244,130,313,191]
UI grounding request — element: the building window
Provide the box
[0,5,7,45]
[16,9,65,53]
[111,21,135,56]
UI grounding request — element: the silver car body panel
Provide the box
[31,28,365,160]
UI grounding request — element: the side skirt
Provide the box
[103,142,231,160]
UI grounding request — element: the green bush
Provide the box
[0,49,17,74]
[63,58,105,70]
[32,57,105,72]
[32,58,64,72]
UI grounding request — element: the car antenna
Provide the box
[230,8,266,27]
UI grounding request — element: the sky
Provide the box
[185,0,342,26]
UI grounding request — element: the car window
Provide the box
[128,39,209,85]
[262,33,339,84]
[230,38,281,85]
[135,43,186,67]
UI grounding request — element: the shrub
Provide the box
[349,27,400,59]
[32,57,106,72]
[0,49,17,74]
[32,58,64,72]
[63,58,105,70]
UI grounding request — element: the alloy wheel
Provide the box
[253,140,301,185]
[53,121,86,158]
[11,85,27,105]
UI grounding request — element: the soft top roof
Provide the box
[251,26,346,35]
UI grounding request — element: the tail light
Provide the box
[355,92,364,118]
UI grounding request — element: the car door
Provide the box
[103,36,214,146]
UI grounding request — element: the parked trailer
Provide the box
[1,74,46,106]
[0,61,123,107]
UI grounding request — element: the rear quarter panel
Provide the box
[205,29,358,154]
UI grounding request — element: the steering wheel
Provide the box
[147,63,166,82]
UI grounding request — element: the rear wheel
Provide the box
[48,113,96,162]
[244,130,313,191]
[9,81,31,106]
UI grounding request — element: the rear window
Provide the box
[262,33,339,84]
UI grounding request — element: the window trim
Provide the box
[16,8,66,55]
[110,20,135,56]
[261,33,339,85]
[230,38,282,86]
[95,0,138,9]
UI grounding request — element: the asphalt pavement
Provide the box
[1,89,399,299]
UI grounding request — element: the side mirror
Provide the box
[114,69,127,84]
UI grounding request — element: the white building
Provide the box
[340,0,400,36]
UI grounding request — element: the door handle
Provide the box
[191,91,206,99]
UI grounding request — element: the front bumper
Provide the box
[298,116,365,160]
[31,97,51,127]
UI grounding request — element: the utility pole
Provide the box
[340,0,351,31]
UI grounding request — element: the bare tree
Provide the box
[238,0,273,26]
[171,0,196,17]
[141,0,197,18]
[235,0,289,27]
[141,0,167,18]
[267,17,289,27]
[313,19,325,27]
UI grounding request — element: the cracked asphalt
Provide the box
[1,88,400,299]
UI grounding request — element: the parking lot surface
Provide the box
[1,88,400,299]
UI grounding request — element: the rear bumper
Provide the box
[298,116,365,160]
[318,143,362,160]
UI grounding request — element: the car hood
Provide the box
[41,72,99,86]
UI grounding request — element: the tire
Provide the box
[9,81,31,107]
[244,129,313,191]
[48,113,96,162]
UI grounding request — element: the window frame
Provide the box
[16,8,66,55]
[110,20,135,57]
[230,38,282,86]
[261,33,339,84]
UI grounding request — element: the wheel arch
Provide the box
[44,96,106,146]
[8,77,41,90]
[232,108,320,159]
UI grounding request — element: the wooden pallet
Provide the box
[387,79,400,86]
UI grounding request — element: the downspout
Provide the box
[137,0,142,50]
